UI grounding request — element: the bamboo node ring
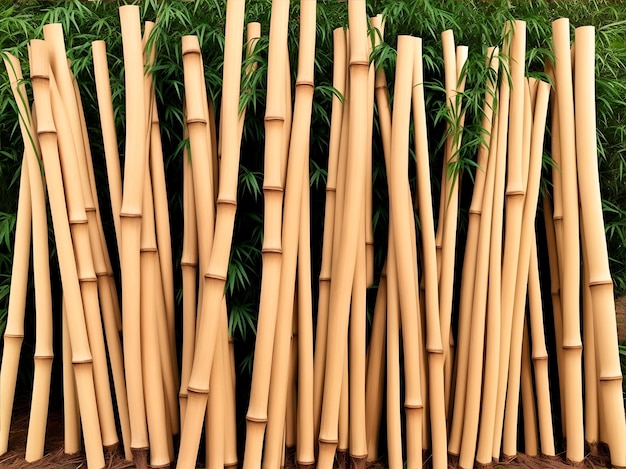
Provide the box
[186,386,209,395]
[599,375,623,382]
[181,261,198,267]
[140,247,158,253]
[3,333,24,339]
[71,358,94,365]
[318,438,339,444]
[505,189,525,197]
[119,212,142,219]
[204,272,226,281]
[264,116,285,122]
[262,247,282,254]
[319,276,331,282]
[562,344,583,350]
[217,198,237,206]
[186,118,207,125]
[245,415,268,423]
[263,185,284,192]
[588,279,613,287]
[295,80,314,88]
[404,403,424,410]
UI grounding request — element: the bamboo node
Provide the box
[245,415,268,423]
[262,247,282,254]
[263,185,284,193]
[217,198,237,207]
[3,333,24,339]
[95,270,108,277]
[71,358,94,365]
[33,354,54,360]
[318,438,339,444]
[404,403,424,410]
[295,79,315,88]
[205,272,226,281]
[505,189,525,197]
[186,385,209,394]
[181,261,198,267]
[119,212,142,219]
[186,117,208,125]
[140,247,158,253]
[588,279,613,287]
[427,348,444,354]
[264,116,285,122]
[562,344,583,350]
[599,375,623,382]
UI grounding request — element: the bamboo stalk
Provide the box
[313,28,347,443]
[521,321,539,456]
[176,1,246,466]
[30,39,105,469]
[62,299,81,455]
[0,153,31,456]
[492,20,527,459]
[553,18,584,464]
[574,25,626,467]
[337,350,350,469]
[318,3,370,466]
[222,299,238,469]
[286,304,298,455]
[528,235,555,457]
[447,45,498,456]
[243,1,290,466]
[206,323,226,469]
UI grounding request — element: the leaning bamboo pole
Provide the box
[492,20,527,459]
[176,1,246,467]
[447,46,498,457]
[520,321,539,456]
[318,2,369,466]
[528,234,556,457]
[242,1,290,466]
[30,39,105,469]
[62,299,81,455]
[0,152,31,456]
[412,36,448,469]
[313,28,347,442]
[118,6,149,464]
[552,18,584,464]
[574,25,626,467]
[388,35,423,469]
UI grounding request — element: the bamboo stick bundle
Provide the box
[117,6,149,465]
[502,78,550,458]
[388,35,423,469]
[179,120,197,428]
[492,19,527,459]
[262,3,317,467]
[528,234,556,457]
[242,0,290,466]
[49,70,120,455]
[552,18,585,464]
[447,46,498,457]
[575,25,626,466]
[29,39,105,469]
[313,27,347,443]
[176,1,246,466]
[0,153,31,457]
[2,55,52,463]
[139,167,171,468]
[457,68,501,469]
[318,1,370,465]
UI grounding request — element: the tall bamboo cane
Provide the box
[521,320,539,456]
[176,2,246,467]
[492,20,527,459]
[528,235,555,457]
[62,299,81,455]
[388,35,423,469]
[575,25,626,466]
[243,1,290,466]
[313,28,347,443]
[447,45,498,457]
[0,153,31,456]
[318,2,369,466]
[30,39,105,469]
[553,18,584,464]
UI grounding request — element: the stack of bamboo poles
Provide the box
[1,2,625,469]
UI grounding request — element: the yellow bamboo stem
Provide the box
[62,300,81,455]
[553,18,584,464]
[177,1,246,466]
[30,39,105,469]
[521,321,539,456]
[575,25,626,466]
[286,305,298,453]
[206,324,226,469]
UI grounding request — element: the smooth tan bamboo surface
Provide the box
[243,1,290,467]
[491,20,527,460]
[502,79,549,458]
[575,25,626,466]
[263,5,317,467]
[448,46,498,456]
[0,155,31,456]
[4,55,53,464]
[364,21,376,289]
[222,301,239,469]
[338,349,350,463]
[412,36,448,469]
[118,6,149,460]
[49,72,119,453]
[553,18,584,464]
[286,305,299,453]
[317,4,369,468]
[62,300,81,455]
[528,235,556,457]
[180,128,197,430]
[177,2,245,467]
[387,35,423,469]
[313,28,347,443]
[458,77,500,469]
[520,321,539,456]
[92,40,122,252]
[30,39,105,469]
[475,48,507,463]
[206,321,227,469]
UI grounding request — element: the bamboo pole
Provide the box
[412,36,448,469]
[30,39,105,469]
[447,46,498,456]
[521,321,539,456]
[458,73,501,469]
[337,350,350,469]
[318,2,370,465]
[0,153,31,456]
[206,323,226,469]
[176,1,246,466]
[492,20,527,459]
[286,303,298,456]
[575,25,626,467]
[388,35,423,469]
[528,235,556,457]
[62,299,81,455]
[552,18,584,464]
[313,28,347,443]
[243,1,290,466]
